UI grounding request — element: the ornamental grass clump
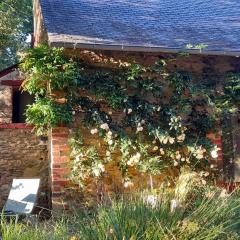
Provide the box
[1,187,240,239]
[75,189,240,240]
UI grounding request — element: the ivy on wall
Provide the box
[20,45,239,187]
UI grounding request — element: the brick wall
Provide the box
[49,50,240,211]
[51,127,71,210]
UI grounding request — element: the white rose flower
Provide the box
[204,172,210,177]
[108,140,114,145]
[160,148,165,155]
[176,152,181,160]
[100,123,109,130]
[106,151,111,157]
[210,149,218,159]
[169,137,175,144]
[177,133,186,142]
[136,126,143,133]
[127,108,133,114]
[201,179,207,185]
[127,159,134,166]
[107,131,113,136]
[127,152,141,166]
[90,128,98,135]
[163,138,168,144]
[152,146,158,151]
[98,163,105,172]
[135,152,141,159]
[123,181,134,188]
[93,169,100,177]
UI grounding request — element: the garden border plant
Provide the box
[20,45,240,188]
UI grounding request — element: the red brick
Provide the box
[52,133,69,138]
[54,156,70,163]
[60,150,70,157]
[52,139,68,145]
[52,175,61,181]
[52,127,69,134]
[52,186,61,192]
[52,164,61,168]
[213,139,222,145]
[53,168,70,175]
[52,180,69,187]
[59,146,70,151]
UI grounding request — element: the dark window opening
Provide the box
[12,90,34,123]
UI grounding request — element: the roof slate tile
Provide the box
[40,0,240,53]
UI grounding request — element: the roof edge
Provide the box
[49,41,240,57]
[0,64,19,78]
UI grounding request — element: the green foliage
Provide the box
[79,70,126,109]
[0,0,32,70]
[186,43,208,52]
[21,45,79,96]
[25,98,72,136]
[21,45,240,187]
[20,45,80,135]
[0,217,70,240]
[222,72,240,109]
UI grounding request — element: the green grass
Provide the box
[1,189,240,240]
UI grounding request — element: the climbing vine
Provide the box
[20,45,239,188]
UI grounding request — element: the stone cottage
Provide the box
[2,0,240,211]
[33,0,240,210]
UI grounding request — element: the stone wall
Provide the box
[0,85,12,123]
[0,68,50,211]
[50,50,240,210]
[0,68,20,123]
[0,126,49,209]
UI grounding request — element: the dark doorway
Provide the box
[12,90,34,123]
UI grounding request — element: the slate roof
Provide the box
[40,0,240,55]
